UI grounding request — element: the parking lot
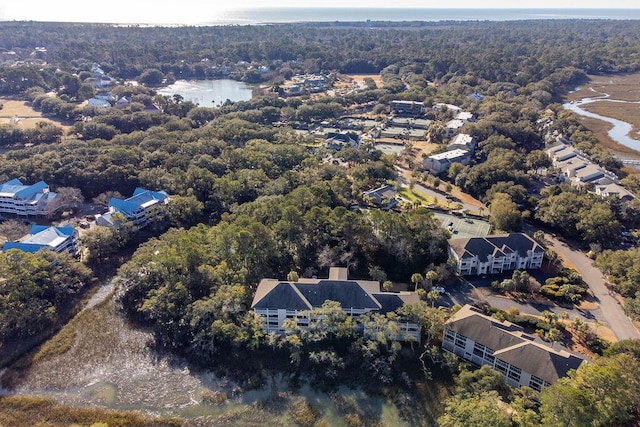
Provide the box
[432,212,492,238]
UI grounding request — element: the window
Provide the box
[529,375,544,392]
[473,342,485,358]
[494,359,508,374]
[455,336,466,349]
[507,365,521,383]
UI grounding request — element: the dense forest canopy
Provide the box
[2,20,640,92]
[2,18,640,425]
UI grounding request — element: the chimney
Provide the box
[329,267,349,281]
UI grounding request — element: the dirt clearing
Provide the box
[0,99,71,131]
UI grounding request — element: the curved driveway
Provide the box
[545,234,640,341]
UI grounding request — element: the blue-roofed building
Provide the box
[2,224,79,255]
[0,179,62,217]
[251,267,421,342]
[95,188,169,228]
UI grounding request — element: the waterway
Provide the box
[157,79,254,107]
[563,95,640,153]
[0,291,412,425]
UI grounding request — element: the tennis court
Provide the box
[432,211,492,238]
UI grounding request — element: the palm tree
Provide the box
[426,270,439,288]
[427,290,441,307]
[545,249,559,269]
[411,273,424,291]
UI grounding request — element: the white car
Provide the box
[433,286,446,294]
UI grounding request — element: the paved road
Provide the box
[447,277,603,325]
[545,234,640,341]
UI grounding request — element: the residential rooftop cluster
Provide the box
[423,103,477,175]
[1,179,169,256]
[546,140,635,201]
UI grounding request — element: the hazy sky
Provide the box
[0,0,637,24]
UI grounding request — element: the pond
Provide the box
[157,79,254,107]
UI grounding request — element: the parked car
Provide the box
[433,286,446,294]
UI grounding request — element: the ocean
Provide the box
[203,8,640,26]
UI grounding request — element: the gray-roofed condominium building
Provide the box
[443,305,587,390]
[251,267,421,342]
[449,233,544,276]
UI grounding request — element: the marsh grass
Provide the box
[0,395,181,426]
[4,291,452,426]
[32,324,77,365]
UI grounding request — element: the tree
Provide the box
[138,68,164,86]
[77,83,95,101]
[0,250,93,343]
[287,270,299,282]
[540,382,595,427]
[81,226,120,263]
[0,219,31,242]
[309,300,354,340]
[533,230,545,244]
[455,365,514,401]
[426,270,439,288]
[511,270,530,292]
[489,192,522,232]
[411,273,424,291]
[448,162,465,180]
[187,107,217,127]
[604,339,640,362]
[163,195,204,228]
[540,353,640,427]
[576,203,621,247]
[382,280,394,291]
[525,149,552,170]
[426,290,441,307]
[56,186,84,213]
[61,74,81,98]
[426,121,446,144]
[546,327,562,344]
[93,191,124,207]
[369,266,387,283]
[438,393,513,427]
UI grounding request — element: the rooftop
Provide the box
[446,305,587,384]
[449,233,544,262]
[3,224,76,253]
[429,149,470,161]
[252,267,418,312]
